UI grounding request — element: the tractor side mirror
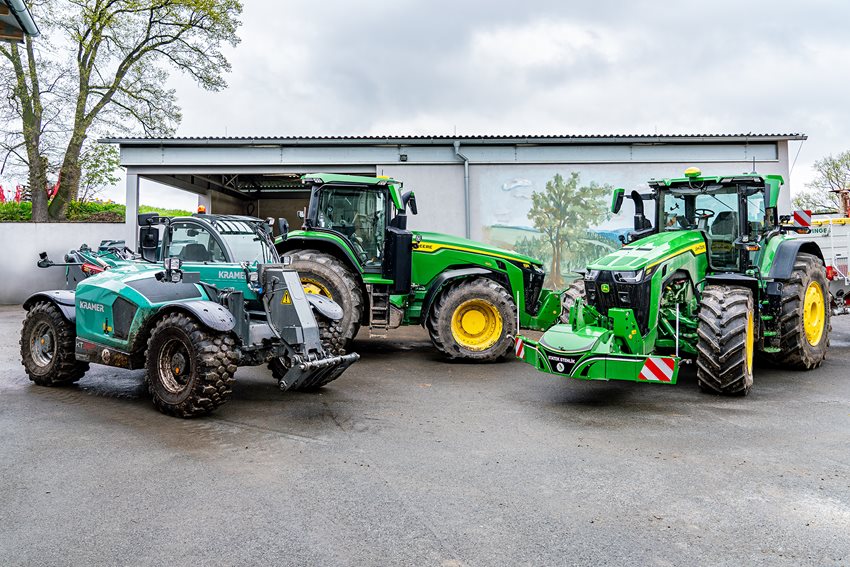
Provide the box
[611,188,625,214]
[401,190,418,215]
[139,226,160,262]
[277,217,289,239]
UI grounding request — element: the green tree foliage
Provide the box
[792,151,850,214]
[527,172,611,288]
[77,142,120,202]
[0,0,243,221]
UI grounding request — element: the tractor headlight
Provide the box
[164,257,182,271]
[585,270,600,281]
[613,270,643,283]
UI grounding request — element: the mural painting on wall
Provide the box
[481,171,626,288]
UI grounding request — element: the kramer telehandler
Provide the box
[277,173,565,362]
[22,214,358,417]
[516,168,829,396]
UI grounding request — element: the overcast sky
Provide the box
[132,0,847,207]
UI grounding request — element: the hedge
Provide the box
[0,201,192,222]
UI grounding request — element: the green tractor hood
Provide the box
[588,230,707,272]
[413,231,543,267]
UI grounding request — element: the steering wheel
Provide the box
[695,208,715,220]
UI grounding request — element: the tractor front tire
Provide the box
[285,250,364,348]
[559,279,586,323]
[696,285,755,396]
[760,252,830,369]
[146,312,237,418]
[20,301,88,386]
[427,277,516,362]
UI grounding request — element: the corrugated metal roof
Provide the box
[101,133,807,146]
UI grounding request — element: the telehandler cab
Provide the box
[516,168,829,395]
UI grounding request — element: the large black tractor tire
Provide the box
[696,285,755,396]
[558,279,586,323]
[145,312,237,418]
[20,301,89,386]
[427,277,517,362]
[284,250,364,348]
[760,252,830,370]
[268,315,346,391]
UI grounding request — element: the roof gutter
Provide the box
[7,0,40,36]
[453,141,471,239]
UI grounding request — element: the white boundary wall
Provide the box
[0,223,126,305]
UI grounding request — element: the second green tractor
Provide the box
[276,174,565,361]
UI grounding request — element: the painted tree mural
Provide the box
[527,172,612,288]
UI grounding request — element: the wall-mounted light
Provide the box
[399,154,408,162]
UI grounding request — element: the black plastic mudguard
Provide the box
[23,290,76,323]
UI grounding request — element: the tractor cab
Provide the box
[300,174,417,294]
[615,168,783,273]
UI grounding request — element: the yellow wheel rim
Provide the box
[746,310,754,374]
[803,281,825,346]
[301,278,332,298]
[450,299,503,351]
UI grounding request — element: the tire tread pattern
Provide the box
[20,301,89,386]
[696,285,753,396]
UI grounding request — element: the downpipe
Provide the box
[453,141,471,239]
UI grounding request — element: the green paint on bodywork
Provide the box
[302,172,404,209]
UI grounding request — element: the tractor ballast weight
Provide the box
[517,169,831,396]
[22,215,359,417]
[276,173,564,362]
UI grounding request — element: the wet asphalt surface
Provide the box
[1,305,849,566]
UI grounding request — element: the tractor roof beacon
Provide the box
[276,173,565,362]
[22,213,359,417]
[516,168,830,396]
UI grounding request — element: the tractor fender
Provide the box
[306,293,344,322]
[420,267,500,325]
[768,240,825,280]
[23,290,76,323]
[279,235,362,275]
[157,301,236,333]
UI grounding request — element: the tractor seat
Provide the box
[180,243,212,262]
[710,211,738,239]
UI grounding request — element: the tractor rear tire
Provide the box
[559,279,586,323]
[760,252,830,369]
[696,285,755,396]
[427,277,516,362]
[20,301,89,386]
[285,250,364,348]
[145,312,237,418]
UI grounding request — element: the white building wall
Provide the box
[0,223,127,304]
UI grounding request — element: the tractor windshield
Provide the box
[661,186,741,269]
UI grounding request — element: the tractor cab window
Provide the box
[662,187,741,270]
[167,223,226,263]
[317,186,388,268]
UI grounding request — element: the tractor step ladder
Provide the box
[369,284,391,338]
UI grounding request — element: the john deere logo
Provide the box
[281,291,292,305]
[600,284,611,293]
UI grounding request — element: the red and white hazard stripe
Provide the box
[515,336,525,358]
[793,209,812,228]
[638,357,675,382]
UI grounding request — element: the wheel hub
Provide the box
[450,299,503,351]
[803,281,825,346]
[30,322,55,367]
[158,338,192,393]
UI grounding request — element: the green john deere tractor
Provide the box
[276,173,564,361]
[22,214,358,417]
[516,168,830,395]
